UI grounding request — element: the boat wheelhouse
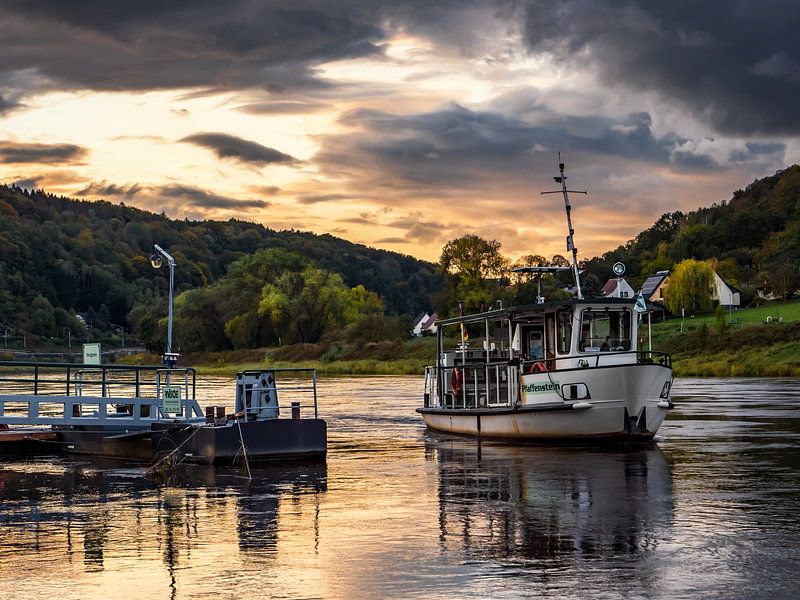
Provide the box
[418,298,673,440]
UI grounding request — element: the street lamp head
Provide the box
[150,253,163,269]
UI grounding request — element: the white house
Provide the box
[639,269,741,309]
[714,272,741,308]
[601,277,635,298]
[411,312,429,337]
[411,312,439,336]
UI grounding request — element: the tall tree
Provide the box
[258,266,352,344]
[663,259,715,314]
[439,235,509,311]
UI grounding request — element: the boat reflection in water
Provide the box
[0,460,326,597]
[427,436,673,569]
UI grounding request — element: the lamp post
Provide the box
[150,244,177,367]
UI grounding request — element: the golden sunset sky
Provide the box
[1,1,798,261]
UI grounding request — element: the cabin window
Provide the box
[557,310,572,354]
[579,309,632,352]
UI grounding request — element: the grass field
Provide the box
[650,298,800,348]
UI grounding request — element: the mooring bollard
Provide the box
[205,406,215,424]
[291,401,300,419]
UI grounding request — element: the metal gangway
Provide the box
[0,361,203,427]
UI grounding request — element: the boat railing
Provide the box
[425,363,516,410]
[0,361,203,426]
[519,350,671,372]
[424,350,672,410]
[237,368,319,419]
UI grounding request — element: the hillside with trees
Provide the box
[0,185,441,351]
[582,165,800,301]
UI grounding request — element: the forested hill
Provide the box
[583,165,800,298]
[0,185,441,348]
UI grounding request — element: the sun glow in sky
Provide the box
[0,1,798,262]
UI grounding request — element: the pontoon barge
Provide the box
[0,361,326,463]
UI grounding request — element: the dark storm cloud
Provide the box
[12,176,43,190]
[0,0,387,95]
[236,101,329,115]
[77,180,270,211]
[180,133,298,166]
[521,0,800,135]
[318,103,692,187]
[0,141,88,164]
[77,181,142,199]
[298,193,352,205]
[0,95,20,115]
[155,184,270,209]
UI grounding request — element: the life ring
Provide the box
[450,367,463,395]
[528,361,547,374]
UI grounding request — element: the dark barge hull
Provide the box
[151,419,328,464]
[55,426,153,461]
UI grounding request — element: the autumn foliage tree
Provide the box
[663,259,715,314]
[439,235,510,312]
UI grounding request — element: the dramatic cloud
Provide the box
[297,193,352,205]
[156,184,270,209]
[0,94,20,115]
[180,133,298,167]
[521,0,800,135]
[0,0,796,260]
[317,104,709,189]
[0,0,387,95]
[77,181,142,199]
[77,181,270,212]
[0,141,88,164]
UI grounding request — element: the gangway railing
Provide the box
[0,361,202,426]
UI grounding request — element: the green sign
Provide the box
[522,381,561,394]
[83,343,101,365]
[161,385,182,415]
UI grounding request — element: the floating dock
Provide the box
[0,361,326,463]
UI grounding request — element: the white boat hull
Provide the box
[419,364,672,440]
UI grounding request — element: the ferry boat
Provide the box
[417,160,674,441]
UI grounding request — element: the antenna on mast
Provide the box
[541,153,587,299]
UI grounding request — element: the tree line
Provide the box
[0,185,440,351]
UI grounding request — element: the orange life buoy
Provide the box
[450,367,463,395]
[528,361,547,374]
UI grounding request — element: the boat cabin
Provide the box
[427,298,656,409]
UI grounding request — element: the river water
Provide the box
[0,376,798,599]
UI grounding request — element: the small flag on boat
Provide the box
[634,292,648,313]
[460,322,469,341]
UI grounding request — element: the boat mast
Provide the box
[541,154,587,299]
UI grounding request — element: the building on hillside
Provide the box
[601,277,635,298]
[420,313,438,335]
[639,269,741,310]
[411,312,439,336]
[640,270,670,302]
[411,312,429,337]
[714,272,741,308]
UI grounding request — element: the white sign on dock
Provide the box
[83,343,101,365]
[161,386,182,415]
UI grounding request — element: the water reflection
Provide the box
[428,438,673,569]
[1,376,799,599]
[0,458,326,597]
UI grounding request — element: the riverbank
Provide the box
[661,320,800,377]
[115,301,800,378]
[118,337,437,376]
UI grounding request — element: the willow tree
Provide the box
[663,259,715,314]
